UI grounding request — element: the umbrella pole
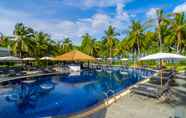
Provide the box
[88,61,90,69]
[160,59,163,88]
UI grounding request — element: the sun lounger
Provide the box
[132,84,162,98]
[132,80,171,98]
[176,73,186,79]
[150,70,175,84]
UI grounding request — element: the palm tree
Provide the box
[0,36,11,48]
[156,9,164,51]
[144,32,159,54]
[104,25,119,58]
[155,9,171,52]
[118,37,131,57]
[81,33,94,55]
[32,32,51,57]
[169,12,186,53]
[92,40,101,57]
[62,37,73,53]
[12,23,34,57]
[127,20,144,57]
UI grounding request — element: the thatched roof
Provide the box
[54,50,96,61]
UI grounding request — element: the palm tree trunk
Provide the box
[109,47,112,58]
[176,31,181,53]
[158,27,162,52]
[109,47,112,65]
[137,37,140,57]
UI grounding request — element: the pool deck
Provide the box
[84,77,186,118]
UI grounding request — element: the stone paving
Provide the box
[85,78,186,118]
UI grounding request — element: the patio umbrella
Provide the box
[120,58,128,61]
[139,52,186,87]
[107,58,112,60]
[96,58,102,61]
[139,53,186,61]
[0,56,22,61]
[40,56,54,67]
[40,57,54,60]
[23,57,36,61]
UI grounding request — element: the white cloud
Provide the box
[173,2,186,13]
[92,14,110,31]
[64,0,131,9]
[146,8,158,18]
[0,0,130,45]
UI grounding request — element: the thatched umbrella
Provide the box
[53,50,96,69]
[54,50,96,62]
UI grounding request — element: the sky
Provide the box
[0,0,186,44]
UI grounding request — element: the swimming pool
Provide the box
[0,68,154,118]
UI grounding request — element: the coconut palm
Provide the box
[81,33,94,55]
[155,9,171,52]
[169,12,186,53]
[127,20,145,57]
[62,37,73,53]
[11,23,34,57]
[104,25,119,58]
[0,36,11,48]
[32,32,52,57]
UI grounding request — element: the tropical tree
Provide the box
[168,12,186,53]
[0,36,12,48]
[127,20,145,57]
[143,32,158,54]
[81,33,94,55]
[11,23,34,57]
[155,9,171,52]
[32,32,52,57]
[92,40,102,57]
[62,37,73,53]
[104,25,119,58]
[118,37,130,56]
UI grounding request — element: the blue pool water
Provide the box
[0,68,154,118]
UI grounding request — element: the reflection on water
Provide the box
[0,69,154,118]
[6,79,55,113]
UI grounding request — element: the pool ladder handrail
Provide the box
[103,89,115,102]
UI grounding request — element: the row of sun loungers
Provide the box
[132,81,171,98]
[132,70,174,101]
[132,84,162,98]
[175,71,186,79]
[0,65,65,84]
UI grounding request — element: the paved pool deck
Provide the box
[85,78,186,118]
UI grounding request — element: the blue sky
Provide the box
[0,0,186,44]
